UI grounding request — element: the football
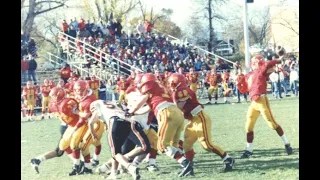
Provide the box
[276,45,286,57]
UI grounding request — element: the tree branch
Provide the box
[35,3,65,15]
[35,0,66,6]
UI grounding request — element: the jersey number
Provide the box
[177,90,188,98]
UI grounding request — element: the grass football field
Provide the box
[21,95,299,180]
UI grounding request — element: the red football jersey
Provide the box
[40,85,51,97]
[186,73,199,84]
[88,80,99,90]
[79,94,98,114]
[117,80,130,91]
[58,98,80,127]
[245,60,280,101]
[172,86,203,120]
[126,76,135,86]
[23,87,37,100]
[155,74,166,86]
[236,74,248,94]
[140,81,173,116]
[206,73,221,86]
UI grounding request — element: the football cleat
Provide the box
[240,150,253,159]
[178,160,194,177]
[146,164,159,172]
[118,165,128,174]
[96,163,110,174]
[80,167,93,175]
[285,144,293,155]
[128,166,141,180]
[41,116,44,120]
[105,173,119,180]
[91,159,99,167]
[206,101,212,105]
[223,157,235,172]
[69,164,80,176]
[30,158,41,174]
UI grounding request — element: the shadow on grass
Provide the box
[233,148,299,159]
[192,148,299,173]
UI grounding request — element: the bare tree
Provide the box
[248,7,271,46]
[137,0,170,25]
[183,16,208,45]
[22,0,68,36]
[32,16,61,49]
[83,0,138,23]
[272,9,299,36]
[193,0,228,53]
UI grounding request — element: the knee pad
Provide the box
[55,147,65,157]
[164,146,179,159]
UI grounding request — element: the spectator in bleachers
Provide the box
[68,19,77,39]
[78,18,86,32]
[289,66,299,97]
[61,20,69,35]
[28,39,38,58]
[60,63,72,84]
[269,66,284,99]
[136,20,145,35]
[144,19,153,35]
[27,54,38,83]
[113,18,122,38]
[21,57,29,85]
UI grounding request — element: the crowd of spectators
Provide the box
[59,17,232,76]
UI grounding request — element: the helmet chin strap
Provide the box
[79,89,93,101]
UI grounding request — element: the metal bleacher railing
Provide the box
[153,28,236,68]
[57,32,143,81]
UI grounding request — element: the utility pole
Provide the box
[243,0,253,73]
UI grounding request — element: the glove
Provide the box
[124,109,134,118]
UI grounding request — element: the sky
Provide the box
[47,0,299,38]
[62,0,298,29]
[142,0,299,29]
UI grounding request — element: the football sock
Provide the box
[185,150,195,161]
[93,154,99,161]
[224,97,227,102]
[177,156,186,164]
[149,148,157,159]
[37,155,46,162]
[73,158,80,165]
[85,163,92,168]
[148,158,156,165]
[95,145,102,157]
[246,143,253,152]
[280,134,290,145]
[222,154,230,161]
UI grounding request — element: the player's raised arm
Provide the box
[128,94,149,114]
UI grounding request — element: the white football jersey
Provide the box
[90,100,126,128]
[126,91,150,130]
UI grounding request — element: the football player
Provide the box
[22,81,37,121]
[30,87,71,174]
[185,67,199,93]
[221,71,231,104]
[206,69,222,104]
[155,70,166,86]
[240,55,293,158]
[88,75,100,99]
[71,80,101,174]
[235,69,248,103]
[40,79,52,119]
[126,71,136,86]
[127,73,193,177]
[89,100,150,180]
[168,73,235,172]
[116,75,131,104]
